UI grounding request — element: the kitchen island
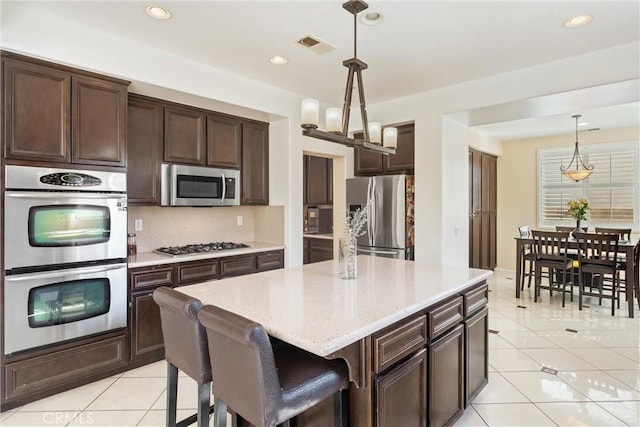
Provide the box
[181,256,492,426]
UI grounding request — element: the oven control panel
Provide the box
[40,172,102,187]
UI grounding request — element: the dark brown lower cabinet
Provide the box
[305,237,333,264]
[129,293,165,363]
[2,333,126,408]
[376,349,427,427]
[465,307,489,405]
[428,324,465,427]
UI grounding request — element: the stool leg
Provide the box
[213,396,228,427]
[197,382,210,427]
[333,389,349,427]
[167,362,179,427]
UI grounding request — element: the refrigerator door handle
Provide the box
[358,247,400,256]
[370,178,377,244]
[367,177,374,246]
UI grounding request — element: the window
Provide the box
[538,141,639,230]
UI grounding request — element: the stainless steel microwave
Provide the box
[161,164,240,206]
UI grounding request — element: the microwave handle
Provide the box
[221,172,226,203]
[5,263,127,281]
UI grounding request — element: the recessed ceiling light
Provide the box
[269,56,289,65]
[563,15,592,28]
[360,11,384,26]
[145,5,172,20]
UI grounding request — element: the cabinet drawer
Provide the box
[4,335,126,401]
[256,250,284,272]
[221,254,256,278]
[464,283,488,317]
[130,266,175,291]
[428,297,464,340]
[374,316,427,374]
[177,259,220,285]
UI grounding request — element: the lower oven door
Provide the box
[4,262,127,355]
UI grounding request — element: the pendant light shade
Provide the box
[561,114,594,182]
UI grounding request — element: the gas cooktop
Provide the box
[154,242,250,257]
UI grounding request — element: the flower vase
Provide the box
[572,219,582,238]
[339,237,357,279]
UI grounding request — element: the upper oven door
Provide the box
[4,192,127,270]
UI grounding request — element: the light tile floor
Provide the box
[1,270,638,426]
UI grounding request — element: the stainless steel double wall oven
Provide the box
[4,165,128,355]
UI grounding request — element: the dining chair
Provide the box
[595,227,632,302]
[197,304,350,427]
[517,226,536,290]
[531,230,574,306]
[153,287,227,427]
[573,232,620,316]
[556,225,589,233]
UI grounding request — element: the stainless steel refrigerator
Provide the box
[346,175,415,260]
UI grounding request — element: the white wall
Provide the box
[2,3,639,268]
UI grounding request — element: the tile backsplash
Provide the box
[127,205,284,253]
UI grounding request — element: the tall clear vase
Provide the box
[339,237,357,279]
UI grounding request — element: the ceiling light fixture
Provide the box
[360,11,384,26]
[145,5,172,20]
[269,56,289,65]
[561,114,594,182]
[563,15,592,28]
[300,0,396,154]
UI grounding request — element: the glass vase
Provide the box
[339,237,357,279]
[572,219,582,238]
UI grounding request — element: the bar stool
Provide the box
[153,287,227,427]
[197,304,350,427]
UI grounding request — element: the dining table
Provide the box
[515,235,640,318]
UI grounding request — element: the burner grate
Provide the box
[154,242,249,257]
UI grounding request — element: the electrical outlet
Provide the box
[237,216,243,226]
[134,219,143,231]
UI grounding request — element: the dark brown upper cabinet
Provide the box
[2,52,128,167]
[127,95,163,205]
[354,123,414,176]
[72,75,127,166]
[304,155,333,206]
[163,105,206,165]
[207,114,242,169]
[241,121,269,205]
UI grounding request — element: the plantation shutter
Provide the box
[538,141,639,229]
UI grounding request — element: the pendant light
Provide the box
[300,0,397,154]
[561,114,594,182]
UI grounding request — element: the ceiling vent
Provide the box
[296,34,336,55]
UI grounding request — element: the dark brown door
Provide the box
[127,95,163,205]
[3,58,71,163]
[376,349,427,427]
[469,149,497,269]
[207,114,242,169]
[305,155,331,205]
[465,307,488,406]
[429,324,465,427]
[72,75,127,166]
[383,123,414,174]
[354,147,383,176]
[130,293,165,362]
[163,105,206,165]
[241,121,269,205]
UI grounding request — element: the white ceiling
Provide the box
[5,0,640,140]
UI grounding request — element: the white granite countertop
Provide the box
[180,256,492,357]
[303,233,334,240]
[128,241,285,268]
